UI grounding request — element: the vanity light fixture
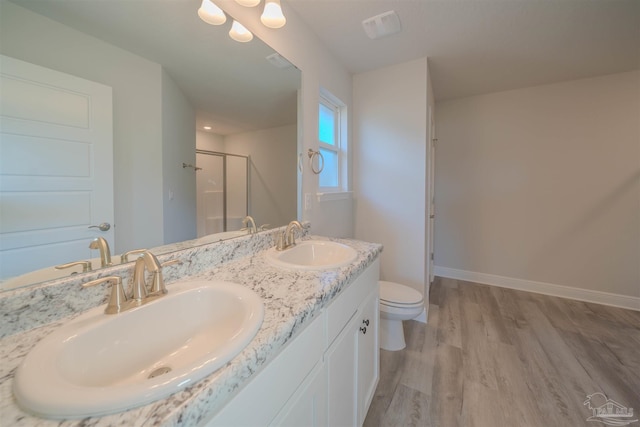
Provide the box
[260,0,286,28]
[235,0,261,7]
[203,126,212,130]
[198,0,226,25]
[229,20,253,42]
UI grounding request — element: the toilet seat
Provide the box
[379,281,423,308]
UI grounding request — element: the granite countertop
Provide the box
[0,236,382,426]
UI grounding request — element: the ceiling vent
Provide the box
[266,52,294,69]
[362,10,401,40]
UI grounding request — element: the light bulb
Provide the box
[229,20,253,42]
[198,0,226,25]
[261,0,286,28]
[235,0,260,7]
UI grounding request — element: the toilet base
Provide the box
[379,318,406,351]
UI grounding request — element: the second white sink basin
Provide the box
[13,280,264,419]
[265,240,358,270]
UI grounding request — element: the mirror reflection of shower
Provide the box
[196,150,249,237]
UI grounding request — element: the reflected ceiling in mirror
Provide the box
[1,0,301,291]
[10,0,300,136]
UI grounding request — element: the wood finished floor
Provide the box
[363,277,640,427]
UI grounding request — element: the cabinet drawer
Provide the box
[326,258,380,346]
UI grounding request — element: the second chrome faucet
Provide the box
[276,220,303,251]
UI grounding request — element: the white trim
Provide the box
[316,191,352,202]
[434,266,640,312]
[413,307,427,324]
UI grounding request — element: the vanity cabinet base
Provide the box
[203,258,380,427]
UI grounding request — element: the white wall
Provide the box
[434,71,640,305]
[218,2,354,238]
[162,69,197,244]
[196,131,225,153]
[226,125,297,229]
[353,58,432,295]
[1,2,165,253]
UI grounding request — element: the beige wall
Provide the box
[162,69,197,245]
[225,125,298,230]
[434,71,640,299]
[354,58,432,295]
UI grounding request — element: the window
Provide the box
[318,90,346,191]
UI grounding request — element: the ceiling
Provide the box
[8,0,301,135]
[7,0,639,113]
[286,0,640,101]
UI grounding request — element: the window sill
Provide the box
[316,191,353,202]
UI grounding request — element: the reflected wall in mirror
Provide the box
[0,0,300,290]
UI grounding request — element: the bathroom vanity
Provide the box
[207,257,379,426]
[0,228,382,426]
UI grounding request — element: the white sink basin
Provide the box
[265,240,358,270]
[13,280,264,419]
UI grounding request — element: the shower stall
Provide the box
[195,150,249,237]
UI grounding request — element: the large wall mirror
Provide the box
[0,0,301,290]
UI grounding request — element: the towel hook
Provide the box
[307,149,324,174]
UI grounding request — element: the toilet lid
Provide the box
[379,281,423,305]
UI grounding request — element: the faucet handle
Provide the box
[161,259,182,268]
[82,276,127,314]
[55,260,92,273]
[121,248,147,263]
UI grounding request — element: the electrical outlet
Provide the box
[305,193,312,210]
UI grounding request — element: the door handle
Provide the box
[89,222,111,232]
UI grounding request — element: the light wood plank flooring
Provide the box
[364,277,640,427]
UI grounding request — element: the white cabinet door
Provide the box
[357,291,380,425]
[270,362,327,427]
[327,313,359,427]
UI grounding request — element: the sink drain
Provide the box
[148,366,172,379]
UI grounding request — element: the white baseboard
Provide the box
[433,266,640,312]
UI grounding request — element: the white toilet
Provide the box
[379,281,424,351]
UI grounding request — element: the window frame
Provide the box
[318,90,347,193]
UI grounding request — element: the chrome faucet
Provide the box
[276,220,303,251]
[89,237,112,267]
[132,251,170,300]
[82,251,181,314]
[242,215,257,234]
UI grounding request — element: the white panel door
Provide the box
[0,55,113,280]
